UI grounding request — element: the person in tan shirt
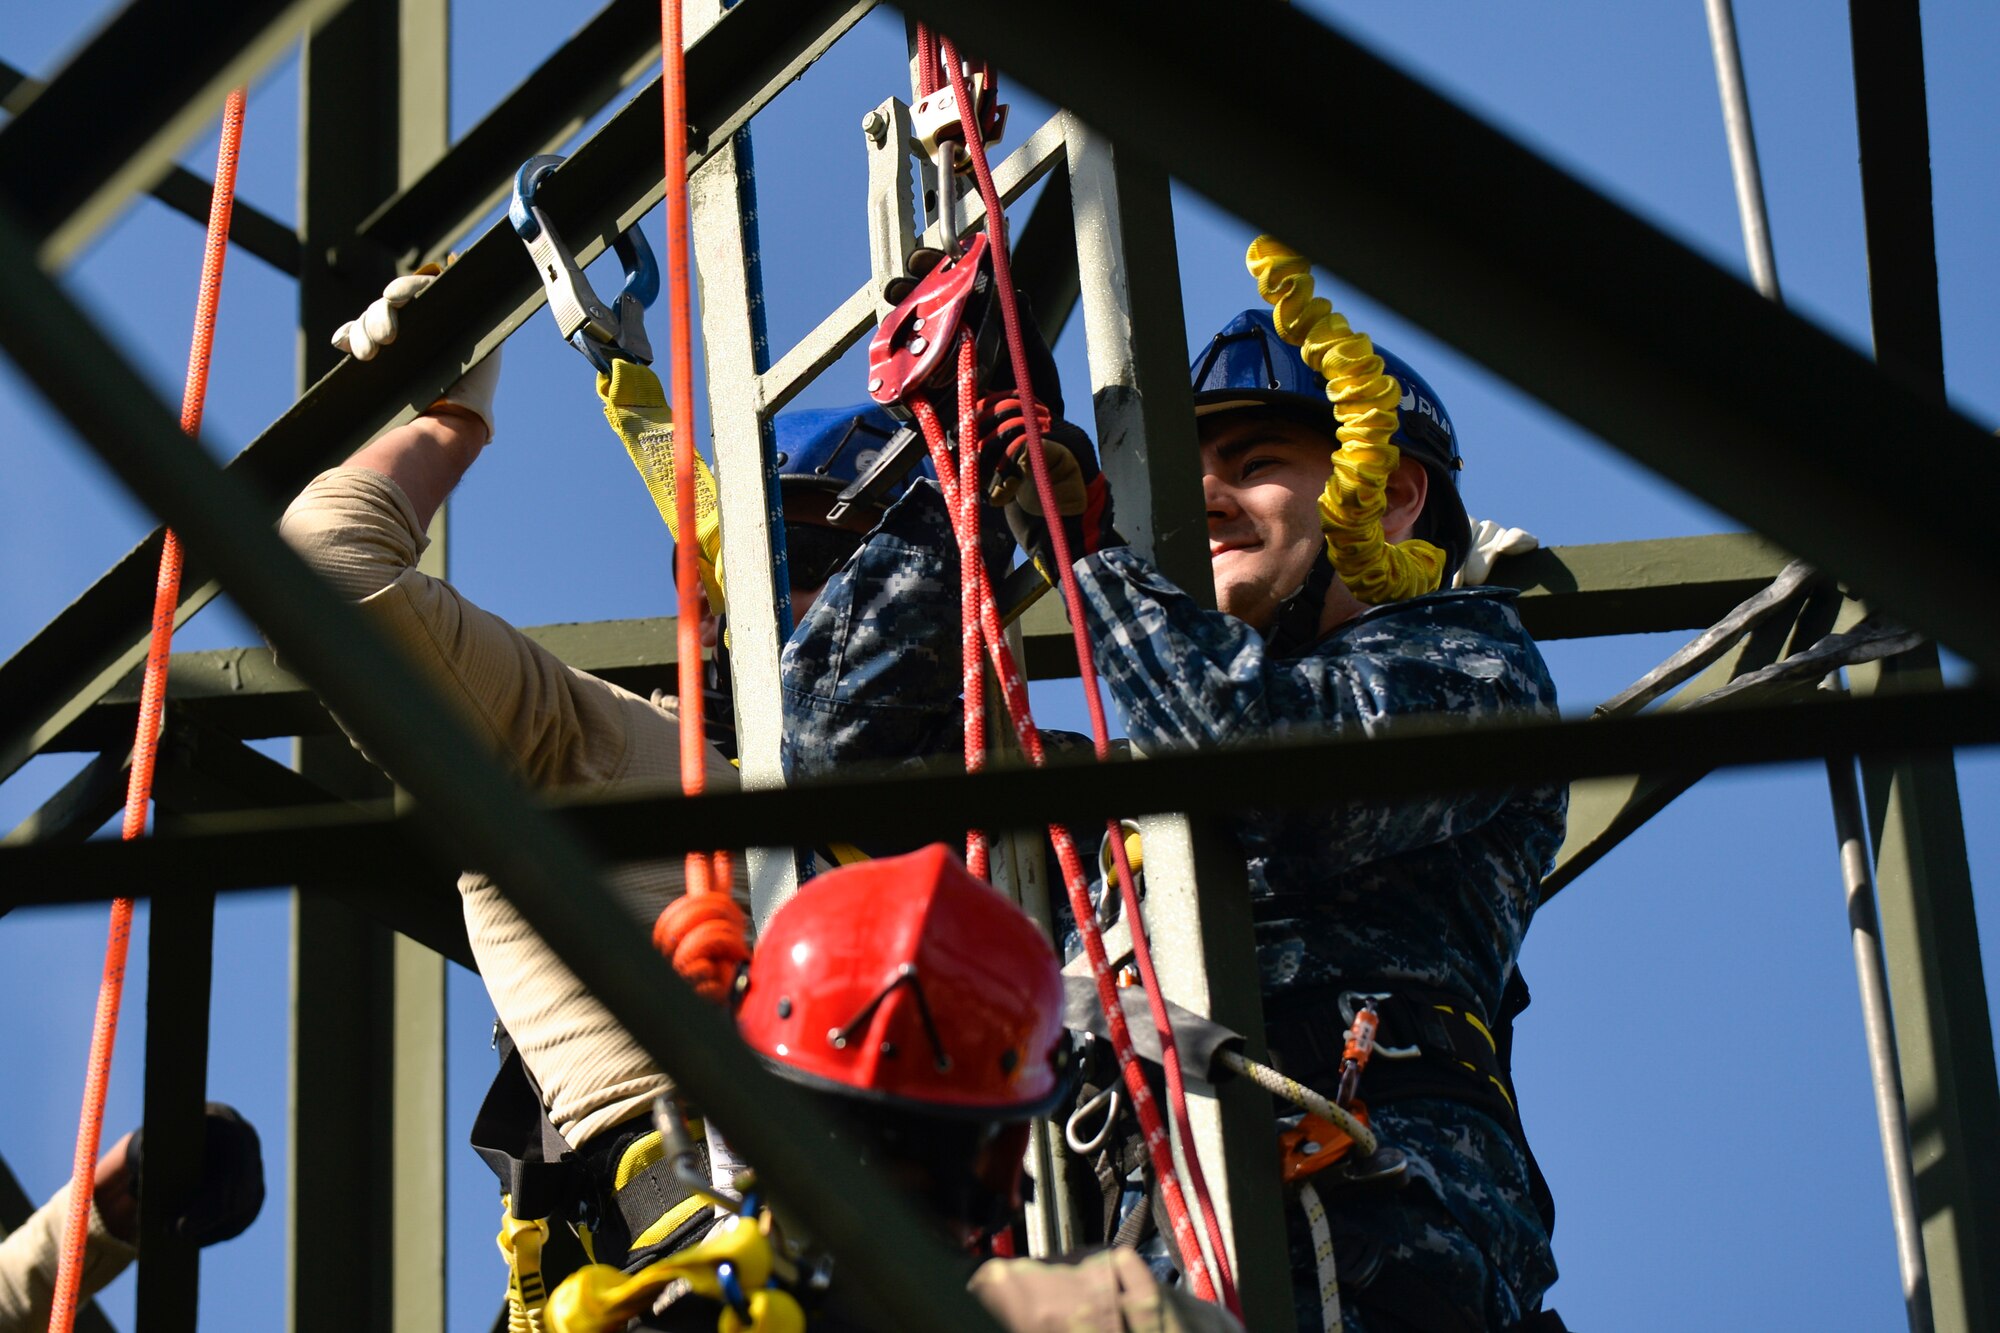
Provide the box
[0,1107,263,1332]
[282,279,912,1278]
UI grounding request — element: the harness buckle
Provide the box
[1338,990,1422,1060]
[511,154,658,372]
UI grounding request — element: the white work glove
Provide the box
[330,268,501,442]
[1454,518,1539,588]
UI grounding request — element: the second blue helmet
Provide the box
[1189,309,1470,576]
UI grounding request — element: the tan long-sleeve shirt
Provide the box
[279,467,748,1146]
[0,1185,137,1333]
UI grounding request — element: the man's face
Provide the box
[1199,415,1338,632]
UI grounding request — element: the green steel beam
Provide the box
[894,0,2000,680]
[2,747,129,846]
[292,5,450,1328]
[0,724,473,960]
[354,0,660,267]
[0,0,874,790]
[1546,585,1842,897]
[37,534,1793,755]
[289,737,408,1333]
[0,127,1011,1333]
[1842,4,1998,1327]
[135,807,214,1333]
[4,686,1993,907]
[1486,534,1791,640]
[0,56,301,276]
[0,0,345,267]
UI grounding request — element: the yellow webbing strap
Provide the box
[547,1216,805,1333]
[611,1125,715,1248]
[498,1197,552,1333]
[1246,236,1447,604]
[825,841,871,867]
[597,359,728,612]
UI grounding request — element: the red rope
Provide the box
[654,1,743,1003]
[953,336,990,878]
[938,39,1240,1313]
[910,397,1222,1306]
[658,0,730,904]
[914,23,941,97]
[47,87,247,1333]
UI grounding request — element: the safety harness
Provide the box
[472,1029,722,1331]
[1265,978,1556,1236]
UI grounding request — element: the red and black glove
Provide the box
[972,393,1120,564]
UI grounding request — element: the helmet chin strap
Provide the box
[1265,549,1339,660]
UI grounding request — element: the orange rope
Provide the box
[651,0,742,1001]
[47,87,246,1333]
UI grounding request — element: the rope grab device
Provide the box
[851,28,1251,1315]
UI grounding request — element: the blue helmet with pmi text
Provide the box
[1190,309,1470,575]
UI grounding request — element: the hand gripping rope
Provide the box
[891,30,1240,1314]
[46,89,249,1333]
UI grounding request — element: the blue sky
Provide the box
[1,2,1995,1329]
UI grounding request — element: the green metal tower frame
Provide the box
[0,0,1993,1329]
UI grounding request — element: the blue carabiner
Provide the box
[511,154,659,371]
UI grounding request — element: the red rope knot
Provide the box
[652,891,751,1005]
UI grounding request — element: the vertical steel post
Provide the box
[687,33,800,921]
[1844,6,2000,1330]
[135,806,216,1331]
[1703,18,1933,1317]
[863,96,920,318]
[292,3,451,1329]
[1063,114,1294,1330]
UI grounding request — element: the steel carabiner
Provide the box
[510,154,659,371]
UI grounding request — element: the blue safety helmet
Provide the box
[1190,309,1471,577]
[770,402,922,588]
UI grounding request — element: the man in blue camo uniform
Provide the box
[780,309,1566,1333]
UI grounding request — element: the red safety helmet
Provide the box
[737,844,1068,1117]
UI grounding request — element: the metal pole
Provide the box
[1702,0,1781,301]
[1845,6,2000,1328]
[1063,113,1294,1329]
[1702,13,1934,1315]
[1827,751,1933,1333]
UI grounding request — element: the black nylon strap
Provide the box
[471,1027,713,1269]
[470,1035,580,1222]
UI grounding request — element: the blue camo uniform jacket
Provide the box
[780,482,1566,1330]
